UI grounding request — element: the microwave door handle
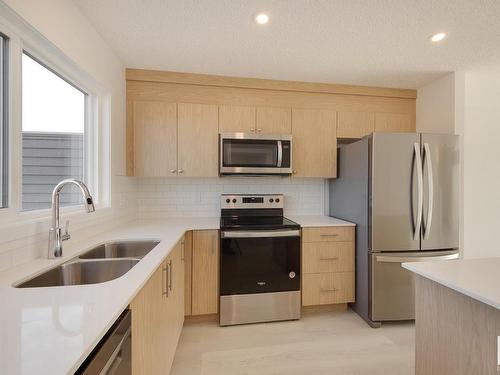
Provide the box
[277,140,283,167]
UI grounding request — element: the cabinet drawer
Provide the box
[302,242,354,274]
[302,226,354,243]
[302,272,355,306]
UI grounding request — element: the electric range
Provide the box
[219,194,301,326]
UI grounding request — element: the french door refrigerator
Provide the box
[330,132,459,327]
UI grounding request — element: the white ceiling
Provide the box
[74,0,500,89]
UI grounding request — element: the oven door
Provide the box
[219,133,292,175]
[220,229,300,295]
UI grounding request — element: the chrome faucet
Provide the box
[48,179,95,259]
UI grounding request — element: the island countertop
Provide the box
[403,257,500,310]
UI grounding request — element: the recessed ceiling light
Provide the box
[254,13,269,25]
[430,32,447,43]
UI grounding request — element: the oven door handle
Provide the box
[221,229,300,238]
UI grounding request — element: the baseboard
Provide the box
[301,303,348,314]
[184,313,219,324]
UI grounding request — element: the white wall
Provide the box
[0,0,136,271]
[416,73,456,134]
[461,65,500,258]
[137,177,328,219]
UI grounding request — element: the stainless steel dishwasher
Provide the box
[76,309,131,375]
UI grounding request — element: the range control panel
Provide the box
[221,194,284,209]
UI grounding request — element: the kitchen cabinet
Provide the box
[337,111,375,139]
[184,231,193,315]
[375,112,414,132]
[191,230,219,315]
[219,105,255,133]
[130,237,184,375]
[301,226,355,307]
[177,103,219,177]
[291,108,337,178]
[219,104,291,134]
[129,101,218,177]
[256,106,292,133]
[132,101,177,177]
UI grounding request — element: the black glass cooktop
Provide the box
[220,215,300,230]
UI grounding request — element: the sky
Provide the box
[22,53,85,133]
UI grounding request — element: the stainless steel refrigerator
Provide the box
[330,132,459,327]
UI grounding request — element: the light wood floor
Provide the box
[171,309,415,375]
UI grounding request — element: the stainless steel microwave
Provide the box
[219,133,292,175]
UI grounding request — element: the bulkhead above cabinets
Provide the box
[126,69,416,178]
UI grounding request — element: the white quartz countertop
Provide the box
[289,215,356,227]
[0,218,219,375]
[0,215,354,375]
[403,257,500,310]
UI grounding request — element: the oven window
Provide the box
[220,236,300,295]
[223,139,278,167]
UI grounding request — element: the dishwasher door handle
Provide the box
[100,327,131,375]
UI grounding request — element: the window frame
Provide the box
[0,33,8,208]
[0,9,111,225]
[20,50,93,211]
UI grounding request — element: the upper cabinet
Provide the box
[337,111,375,139]
[256,107,292,134]
[292,108,337,178]
[129,101,218,177]
[132,101,177,177]
[219,105,291,134]
[375,112,414,133]
[126,69,417,178]
[178,103,219,177]
[219,105,255,133]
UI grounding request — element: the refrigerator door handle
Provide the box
[423,142,434,240]
[375,253,459,263]
[413,142,424,240]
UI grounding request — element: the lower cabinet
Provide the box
[130,237,185,375]
[301,226,355,307]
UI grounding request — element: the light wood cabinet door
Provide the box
[337,111,375,139]
[219,105,256,133]
[192,230,219,315]
[302,242,355,274]
[133,101,177,176]
[302,272,355,306]
[130,260,169,375]
[256,107,292,134]
[292,108,337,178]
[178,103,219,177]
[184,231,193,316]
[375,112,414,132]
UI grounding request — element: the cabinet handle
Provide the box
[320,257,339,261]
[181,240,185,262]
[320,234,339,237]
[178,169,184,174]
[257,128,262,132]
[168,260,173,291]
[321,288,338,293]
[250,128,255,132]
[170,169,176,174]
[292,170,297,174]
[162,264,168,297]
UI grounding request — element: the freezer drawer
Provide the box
[371,250,458,321]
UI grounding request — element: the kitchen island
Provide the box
[403,258,500,375]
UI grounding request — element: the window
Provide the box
[22,52,87,211]
[0,34,7,208]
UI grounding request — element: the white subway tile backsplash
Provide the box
[137,177,327,218]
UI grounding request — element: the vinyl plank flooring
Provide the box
[171,309,414,375]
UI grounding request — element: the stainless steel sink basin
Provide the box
[16,259,140,288]
[78,240,160,259]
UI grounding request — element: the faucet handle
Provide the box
[62,220,71,241]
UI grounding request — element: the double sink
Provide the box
[16,240,160,288]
